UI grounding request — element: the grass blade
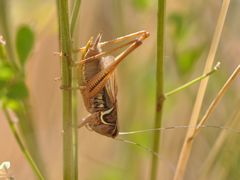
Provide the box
[173,1,231,179]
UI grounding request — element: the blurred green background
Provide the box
[0,0,240,179]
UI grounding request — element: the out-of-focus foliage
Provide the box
[0,29,30,111]
[169,13,190,41]
[0,63,14,88]
[0,22,45,177]
[177,46,204,74]
[92,167,123,180]
[6,81,28,100]
[0,40,7,59]
[16,25,35,67]
[169,12,205,75]
[131,0,151,10]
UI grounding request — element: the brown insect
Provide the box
[76,31,150,138]
[60,32,240,158]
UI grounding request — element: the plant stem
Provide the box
[3,109,44,180]
[70,0,81,37]
[0,0,17,68]
[165,63,220,97]
[56,0,78,179]
[173,1,230,180]
[150,0,165,179]
[195,65,240,135]
[199,104,240,180]
[71,0,81,179]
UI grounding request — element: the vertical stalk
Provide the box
[56,0,78,179]
[70,0,81,179]
[0,0,16,67]
[3,109,44,180]
[150,0,166,180]
[70,0,81,37]
[173,1,230,180]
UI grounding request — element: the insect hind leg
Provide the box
[74,31,150,66]
[84,31,149,98]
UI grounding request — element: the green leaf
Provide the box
[0,63,15,80]
[2,98,22,111]
[168,13,190,40]
[132,0,150,10]
[0,63,15,87]
[0,88,7,99]
[0,36,7,60]
[177,47,204,74]
[6,81,29,100]
[16,25,35,66]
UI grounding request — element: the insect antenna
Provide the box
[118,125,240,135]
[115,137,176,172]
[115,137,161,159]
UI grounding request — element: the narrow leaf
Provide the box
[6,81,29,100]
[177,47,204,74]
[16,25,34,66]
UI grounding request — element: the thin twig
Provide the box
[3,109,44,180]
[165,62,220,97]
[70,0,81,37]
[194,65,240,136]
[0,1,17,69]
[70,1,82,179]
[199,105,240,180]
[173,1,230,180]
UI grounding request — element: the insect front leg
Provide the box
[78,112,99,128]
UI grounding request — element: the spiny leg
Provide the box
[73,30,150,65]
[75,39,137,65]
[75,30,148,52]
[58,32,149,93]
[99,30,149,47]
[83,31,150,98]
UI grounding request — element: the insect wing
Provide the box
[100,56,118,104]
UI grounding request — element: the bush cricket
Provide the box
[61,31,240,157]
[76,30,150,138]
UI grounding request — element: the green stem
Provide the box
[70,1,81,179]
[70,0,81,37]
[0,1,18,69]
[3,109,44,180]
[57,0,78,179]
[150,0,165,180]
[165,63,220,97]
